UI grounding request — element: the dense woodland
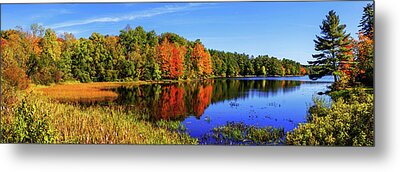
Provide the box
[1,24,308,88]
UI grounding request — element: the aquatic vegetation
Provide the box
[204,116,211,123]
[200,122,284,145]
[155,120,187,133]
[229,102,239,107]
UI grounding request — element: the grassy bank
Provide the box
[1,91,197,144]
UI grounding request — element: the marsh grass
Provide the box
[1,92,197,144]
[201,122,284,145]
[35,82,125,102]
[34,80,191,103]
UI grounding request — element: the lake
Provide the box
[103,75,334,144]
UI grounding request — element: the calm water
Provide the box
[109,75,334,143]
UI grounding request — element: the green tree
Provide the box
[71,38,92,82]
[359,3,374,39]
[58,32,76,81]
[308,10,352,82]
[261,66,266,76]
[244,60,254,75]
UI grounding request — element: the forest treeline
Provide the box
[1,24,307,88]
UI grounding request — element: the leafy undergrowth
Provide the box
[1,92,197,144]
[200,122,284,145]
[286,88,374,146]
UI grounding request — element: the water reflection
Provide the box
[113,79,304,121]
[66,76,333,143]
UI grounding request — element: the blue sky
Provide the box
[1,1,372,64]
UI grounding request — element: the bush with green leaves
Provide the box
[286,88,374,146]
[8,98,58,143]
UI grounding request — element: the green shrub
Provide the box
[307,97,330,120]
[10,98,58,143]
[286,88,374,146]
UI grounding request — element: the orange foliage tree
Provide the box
[157,37,186,79]
[300,67,307,75]
[355,32,374,86]
[191,42,213,77]
[0,36,30,90]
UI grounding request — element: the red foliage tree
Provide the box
[157,38,186,79]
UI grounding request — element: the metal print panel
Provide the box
[0,1,374,146]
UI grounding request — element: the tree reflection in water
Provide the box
[113,79,302,121]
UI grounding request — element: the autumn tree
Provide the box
[300,67,307,75]
[30,28,62,84]
[191,42,212,77]
[308,10,352,82]
[0,35,29,91]
[355,3,374,86]
[157,37,186,79]
[1,24,309,84]
[1,30,30,71]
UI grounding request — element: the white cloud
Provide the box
[49,3,205,29]
[30,8,74,20]
[55,29,89,35]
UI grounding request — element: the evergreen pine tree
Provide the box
[359,3,374,39]
[308,10,352,82]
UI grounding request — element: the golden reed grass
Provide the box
[2,89,197,144]
[35,82,145,102]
